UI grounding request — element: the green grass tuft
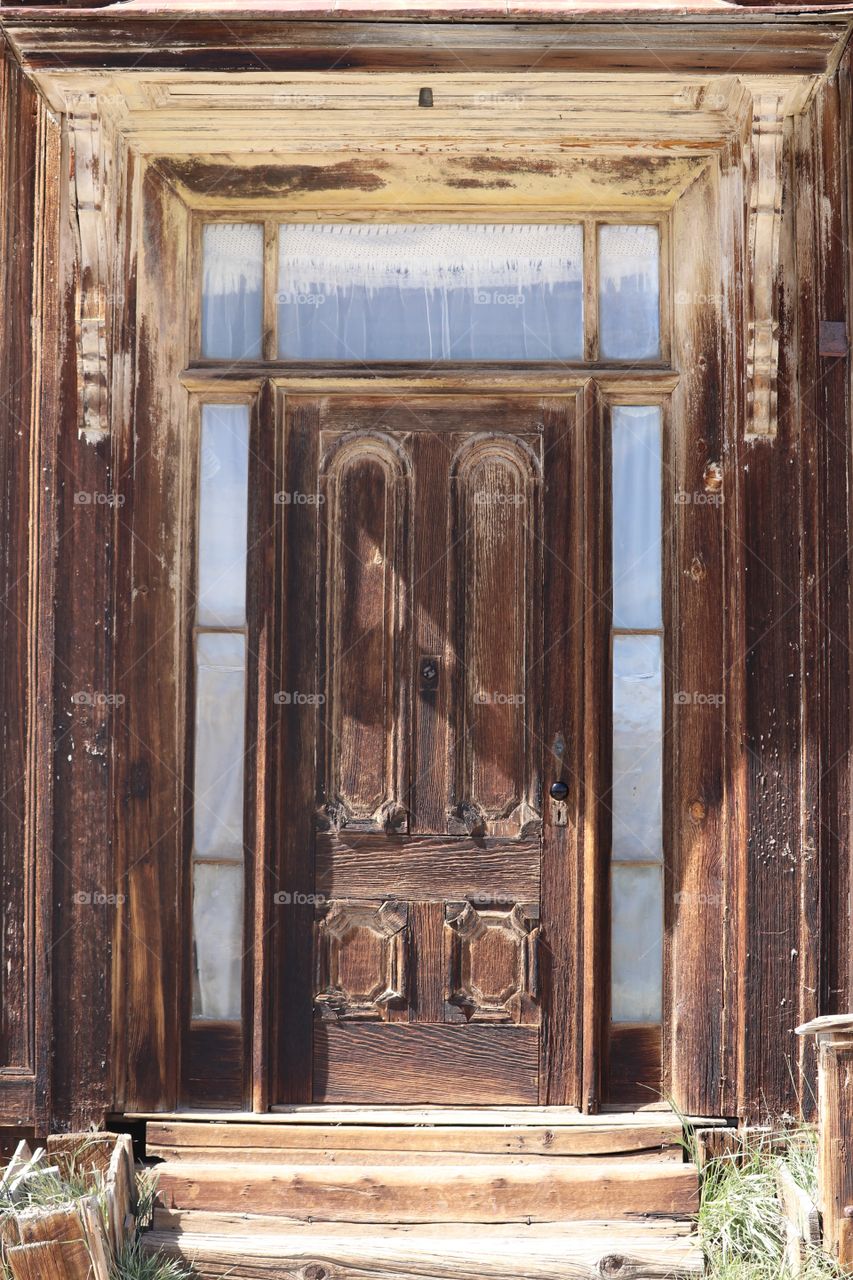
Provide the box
[698,1126,841,1280]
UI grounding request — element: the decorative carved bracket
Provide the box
[746,90,785,439]
[67,95,110,443]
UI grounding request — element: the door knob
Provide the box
[549,781,569,801]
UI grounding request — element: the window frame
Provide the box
[189,211,671,369]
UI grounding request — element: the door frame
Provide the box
[177,368,678,1113]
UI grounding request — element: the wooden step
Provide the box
[144,1209,704,1279]
[154,1157,699,1223]
[147,1118,684,1161]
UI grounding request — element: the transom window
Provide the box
[199,220,663,364]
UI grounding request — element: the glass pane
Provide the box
[612,405,662,629]
[599,225,660,360]
[612,635,662,861]
[193,632,246,859]
[192,862,244,1020]
[198,404,250,627]
[611,863,663,1022]
[202,223,263,360]
[277,223,583,361]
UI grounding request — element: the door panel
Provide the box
[275,395,580,1106]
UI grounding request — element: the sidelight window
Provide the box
[190,403,250,1022]
[609,405,665,1027]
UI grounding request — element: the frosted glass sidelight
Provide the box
[192,862,244,1021]
[202,223,263,360]
[611,405,662,630]
[599,225,660,360]
[611,635,663,861]
[198,404,250,627]
[611,863,663,1022]
[277,223,584,361]
[193,632,247,859]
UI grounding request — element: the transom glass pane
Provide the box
[277,223,584,361]
[202,223,263,360]
[599,225,660,360]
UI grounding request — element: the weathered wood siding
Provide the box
[0,22,851,1129]
[0,42,62,1130]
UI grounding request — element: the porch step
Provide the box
[144,1210,705,1279]
[153,1155,699,1223]
[147,1114,685,1162]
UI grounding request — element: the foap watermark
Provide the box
[274,891,329,906]
[275,490,324,506]
[674,691,725,707]
[474,289,525,307]
[71,690,126,707]
[473,491,525,506]
[276,289,327,308]
[72,890,127,907]
[474,690,525,705]
[274,690,325,706]
[473,91,525,109]
[675,490,724,507]
[675,880,724,908]
[74,490,125,507]
[673,289,725,308]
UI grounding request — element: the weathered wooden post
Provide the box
[797,1015,853,1270]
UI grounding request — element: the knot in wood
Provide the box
[598,1255,628,1276]
[303,1266,329,1280]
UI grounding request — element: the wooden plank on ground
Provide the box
[776,1163,822,1276]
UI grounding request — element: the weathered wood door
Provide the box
[276,393,583,1106]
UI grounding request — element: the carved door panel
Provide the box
[276,395,578,1106]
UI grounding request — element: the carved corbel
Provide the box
[67,94,110,443]
[746,90,785,439]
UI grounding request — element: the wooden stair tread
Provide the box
[148,1118,683,1160]
[144,1212,704,1279]
[133,1106,697,1128]
[154,1156,699,1223]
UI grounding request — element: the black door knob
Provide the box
[549,781,569,801]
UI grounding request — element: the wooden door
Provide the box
[275,394,584,1106]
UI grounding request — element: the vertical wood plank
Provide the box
[540,394,583,1106]
[113,162,190,1111]
[275,395,319,1104]
[669,160,726,1115]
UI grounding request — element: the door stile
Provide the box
[581,380,608,1112]
[540,391,588,1107]
[274,395,321,1105]
[246,380,281,1112]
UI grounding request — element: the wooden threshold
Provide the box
[120,1104,728,1126]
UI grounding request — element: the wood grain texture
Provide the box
[274,397,320,1105]
[145,1213,703,1280]
[113,161,189,1113]
[313,1024,538,1104]
[7,17,846,76]
[0,43,62,1133]
[315,835,540,900]
[669,156,726,1116]
[147,1118,683,1158]
[155,1156,698,1222]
